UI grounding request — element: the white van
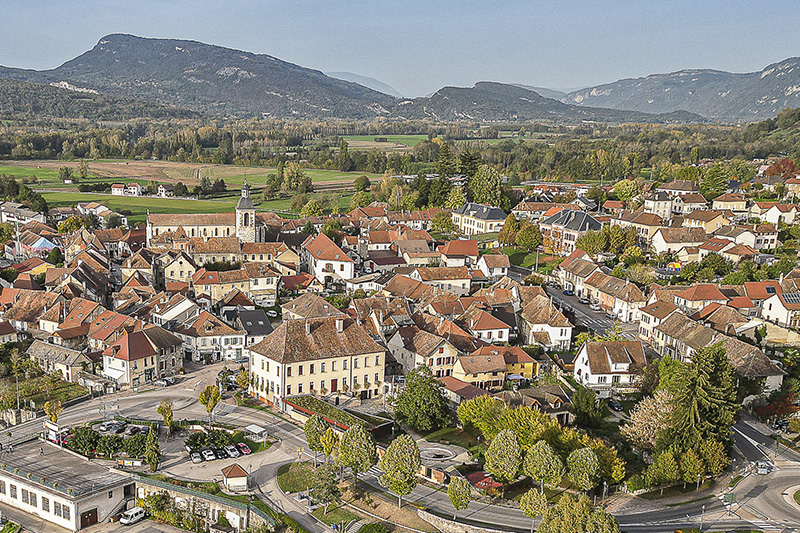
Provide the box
[119,507,145,525]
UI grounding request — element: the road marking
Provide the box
[732,426,770,458]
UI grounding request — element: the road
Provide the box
[545,286,638,340]
[9,361,800,533]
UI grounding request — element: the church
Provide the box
[146,181,268,247]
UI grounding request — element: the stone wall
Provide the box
[417,509,513,533]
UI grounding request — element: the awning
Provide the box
[102,367,127,383]
[244,424,268,438]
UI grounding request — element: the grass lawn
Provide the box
[42,191,237,225]
[639,479,714,500]
[277,461,316,493]
[498,246,561,271]
[311,504,360,527]
[230,431,272,454]
[24,379,87,409]
[343,487,438,533]
[0,523,20,533]
[422,426,479,449]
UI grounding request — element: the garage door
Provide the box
[80,508,98,528]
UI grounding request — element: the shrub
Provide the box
[626,474,648,492]
[359,525,390,533]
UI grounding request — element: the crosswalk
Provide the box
[366,465,383,479]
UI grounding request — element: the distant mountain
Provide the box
[327,71,403,97]
[392,82,703,123]
[0,79,197,120]
[0,34,703,123]
[0,34,397,119]
[566,58,800,121]
[512,84,567,101]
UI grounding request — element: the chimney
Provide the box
[305,320,311,335]
[335,317,344,333]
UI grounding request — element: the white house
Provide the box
[519,294,573,351]
[302,233,355,285]
[476,254,510,281]
[451,203,507,236]
[573,340,646,397]
[762,292,800,329]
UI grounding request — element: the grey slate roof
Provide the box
[453,202,507,221]
[540,209,602,232]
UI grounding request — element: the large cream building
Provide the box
[247,316,386,410]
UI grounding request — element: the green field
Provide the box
[341,134,429,147]
[43,187,355,225]
[43,192,238,226]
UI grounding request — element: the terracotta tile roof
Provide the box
[724,337,784,378]
[396,325,446,357]
[520,295,571,327]
[414,266,471,281]
[655,227,708,243]
[240,242,290,255]
[675,284,727,302]
[678,193,707,204]
[459,307,511,332]
[437,376,493,400]
[221,463,249,479]
[103,330,157,361]
[351,296,411,322]
[191,268,248,286]
[714,193,746,203]
[603,200,624,209]
[188,237,241,255]
[685,210,729,222]
[743,281,782,301]
[699,238,731,252]
[722,244,758,257]
[4,290,63,324]
[149,212,236,226]
[639,300,678,320]
[282,293,345,319]
[250,316,383,364]
[472,345,534,366]
[480,254,511,268]
[11,257,47,273]
[438,240,479,258]
[429,296,489,316]
[303,233,353,263]
[458,353,507,374]
[281,273,318,291]
[690,303,747,331]
[414,313,488,353]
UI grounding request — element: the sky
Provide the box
[1,0,800,97]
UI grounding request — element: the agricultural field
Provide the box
[341,134,428,149]
[0,160,383,192]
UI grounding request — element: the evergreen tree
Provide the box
[444,187,467,209]
[458,150,482,178]
[144,424,161,472]
[470,165,504,207]
[700,164,726,200]
[436,143,457,178]
[572,385,605,427]
[498,214,520,246]
[428,176,452,207]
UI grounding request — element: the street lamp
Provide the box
[695,473,701,495]
[700,504,705,531]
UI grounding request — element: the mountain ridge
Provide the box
[0,33,702,123]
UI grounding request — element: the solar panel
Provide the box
[783,293,800,304]
[766,287,776,294]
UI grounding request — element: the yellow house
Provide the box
[712,193,747,213]
[452,352,507,391]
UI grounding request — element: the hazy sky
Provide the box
[2,0,800,97]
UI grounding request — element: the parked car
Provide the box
[578,297,591,305]
[109,423,126,434]
[138,426,150,436]
[119,507,145,526]
[774,419,790,431]
[236,443,252,455]
[605,312,617,320]
[213,448,228,460]
[224,445,241,458]
[266,310,278,318]
[124,426,139,436]
[97,421,114,432]
[190,452,203,464]
[755,461,772,475]
[562,289,574,296]
[608,400,623,412]
[154,379,168,387]
[590,303,602,312]
[234,356,249,364]
[201,449,216,461]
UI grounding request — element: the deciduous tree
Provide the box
[198,385,221,423]
[300,198,324,217]
[144,424,161,472]
[485,429,522,496]
[537,493,620,533]
[470,165,504,207]
[349,191,372,209]
[447,477,471,520]
[620,390,673,451]
[520,489,548,533]
[444,187,467,209]
[612,179,638,203]
[354,175,371,192]
[572,386,605,428]
[498,214,520,246]
[516,221,543,251]
[524,440,565,493]
[304,414,330,467]
[679,448,704,488]
[320,427,339,464]
[338,424,377,487]
[312,463,341,515]
[380,434,421,508]
[157,399,173,430]
[44,400,63,424]
[392,365,450,432]
[646,451,680,495]
[567,447,599,492]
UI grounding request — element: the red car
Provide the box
[236,442,252,455]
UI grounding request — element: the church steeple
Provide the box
[236,178,256,242]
